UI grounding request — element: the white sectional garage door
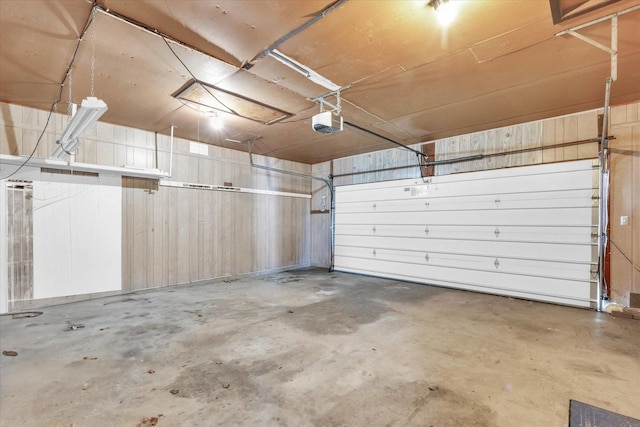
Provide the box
[334,159,599,308]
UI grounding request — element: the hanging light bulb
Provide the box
[210,112,223,130]
[428,0,462,26]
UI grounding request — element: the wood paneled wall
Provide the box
[122,178,310,290]
[332,144,421,187]
[311,162,331,267]
[435,110,598,175]
[331,110,599,187]
[1,102,312,294]
[609,102,640,306]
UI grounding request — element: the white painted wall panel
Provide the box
[334,160,599,308]
[33,173,121,299]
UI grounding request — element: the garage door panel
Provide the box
[337,167,597,203]
[336,224,595,244]
[335,257,591,305]
[336,206,596,227]
[334,246,592,281]
[334,160,599,308]
[335,235,595,263]
[335,266,591,308]
[335,189,596,213]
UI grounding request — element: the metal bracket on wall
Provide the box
[554,5,640,81]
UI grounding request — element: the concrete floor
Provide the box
[1,268,639,427]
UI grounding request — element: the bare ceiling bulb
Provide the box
[429,0,462,26]
[210,113,223,130]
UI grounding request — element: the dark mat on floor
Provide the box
[570,400,640,427]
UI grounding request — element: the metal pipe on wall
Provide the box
[331,137,603,179]
[330,186,336,272]
[247,140,332,189]
[247,141,335,271]
[169,125,175,178]
[597,77,613,312]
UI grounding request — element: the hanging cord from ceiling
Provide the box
[90,13,96,97]
[0,5,98,180]
[58,67,79,158]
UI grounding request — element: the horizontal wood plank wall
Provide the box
[435,110,599,175]
[0,102,312,293]
[609,101,640,306]
[330,111,599,187]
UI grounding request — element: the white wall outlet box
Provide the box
[620,216,629,226]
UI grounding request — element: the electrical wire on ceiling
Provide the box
[104,0,421,159]
[0,5,98,180]
[161,37,239,116]
[91,2,239,70]
[176,97,221,115]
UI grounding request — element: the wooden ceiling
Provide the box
[1,0,639,164]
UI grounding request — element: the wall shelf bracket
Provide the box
[554,4,640,81]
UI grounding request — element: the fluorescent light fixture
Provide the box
[269,49,341,92]
[51,97,108,160]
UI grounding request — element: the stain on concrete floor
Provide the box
[1,267,640,426]
[286,296,389,335]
